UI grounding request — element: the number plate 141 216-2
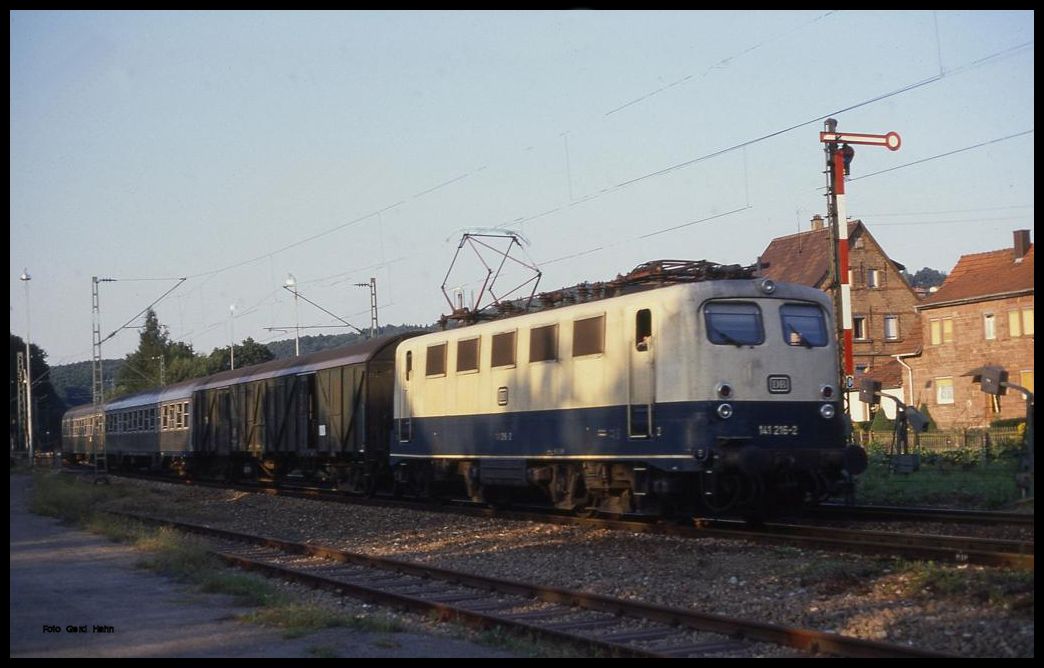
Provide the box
[759,425,799,436]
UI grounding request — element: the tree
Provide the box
[908,267,947,289]
[206,337,274,373]
[111,309,198,397]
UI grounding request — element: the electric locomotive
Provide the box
[389,260,867,516]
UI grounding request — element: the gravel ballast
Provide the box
[105,479,1033,658]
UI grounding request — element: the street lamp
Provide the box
[229,303,237,370]
[285,273,300,356]
[19,269,33,463]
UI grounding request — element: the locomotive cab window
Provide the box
[425,342,447,377]
[704,301,764,346]
[635,309,652,351]
[780,303,828,347]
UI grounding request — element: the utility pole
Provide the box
[355,277,379,338]
[819,120,901,412]
[19,270,33,462]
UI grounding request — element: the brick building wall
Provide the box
[909,293,1034,428]
[845,230,923,374]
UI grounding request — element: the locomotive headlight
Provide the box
[716,382,733,399]
[819,403,836,419]
[759,278,776,294]
[820,384,836,400]
[716,403,734,419]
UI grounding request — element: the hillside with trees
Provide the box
[48,313,435,407]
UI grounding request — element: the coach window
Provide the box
[426,342,447,377]
[529,324,558,362]
[491,330,517,368]
[780,304,827,347]
[457,337,480,373]
[573,314,605,357]
[704,302,764,346]
[405,351,413,381]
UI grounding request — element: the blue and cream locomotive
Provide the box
[390,261,866,515]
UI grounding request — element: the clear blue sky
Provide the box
[10,10,1034,364]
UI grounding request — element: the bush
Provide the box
[990,417,1026,429]
[870,407,893,431]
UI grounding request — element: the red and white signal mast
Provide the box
[819,119,901,409]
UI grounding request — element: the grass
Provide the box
[24,470,411,642]
[892,560,1034,613]
[853,446,1026,508]
[242,604,406,639]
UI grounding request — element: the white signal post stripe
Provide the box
[833,149,854,376]
[819,131,902,151]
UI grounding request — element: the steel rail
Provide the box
[107,511,955,658]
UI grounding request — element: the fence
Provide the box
[858,427,1024,452]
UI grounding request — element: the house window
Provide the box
[935,377,955,405]
[425,342,447,377]
[1022,308,1034,336]
[491,331,517,368]
[930,317,954,345]
[853,316,868,341]
[1009,311,1022,337]
[572,314,605,357]
[983,313,996,340]
[866,268,881,288]
[529,324,558,362]
[1020,370,1034,394]
[883,315,900,341]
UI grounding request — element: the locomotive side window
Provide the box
[405,350,412,380]
[457,337,480,373]
[780,303,828,347]
[572,314,605,357]
[529,324,558,362]
[491,330,517,368]
[425,343,447,377]
[704,302,764,346]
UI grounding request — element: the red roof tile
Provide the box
[922,245,1034,306]
[759,222,861,287]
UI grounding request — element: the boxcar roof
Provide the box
[193,333,415,392]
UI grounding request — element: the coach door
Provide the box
[628,308,655,438]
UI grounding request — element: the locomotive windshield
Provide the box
[780,303,828,347]
[704,301,764,346]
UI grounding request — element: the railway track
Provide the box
[107,511,955,658]
[97,470,1034,569]
[804,503,1034,525]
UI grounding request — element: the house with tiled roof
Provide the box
[758,216,923,421]
[906,230,1034,429]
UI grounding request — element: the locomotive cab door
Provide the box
[628,308,655,438]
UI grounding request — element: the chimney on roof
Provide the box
[811,214,825,231]
[1014,229,1031,258]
